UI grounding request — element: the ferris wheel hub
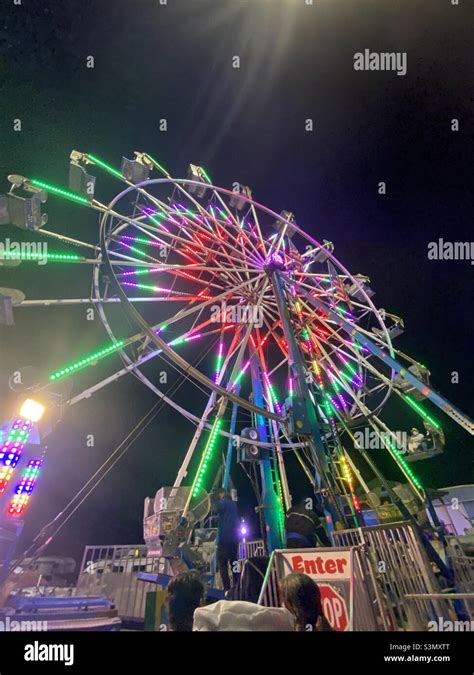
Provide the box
[264,253,286,274]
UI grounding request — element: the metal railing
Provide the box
[332,522,453,630]
[450,554,474,594]
[258,550,281,608]
[405,593,474,628]
[241,539,266,559]
[76,545,169,623]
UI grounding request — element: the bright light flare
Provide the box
[19,399,46,423]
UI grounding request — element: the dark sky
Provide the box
[0,0,473,565]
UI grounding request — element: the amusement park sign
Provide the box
[277,548,353,631]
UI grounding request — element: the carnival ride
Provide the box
[0,150,473,583]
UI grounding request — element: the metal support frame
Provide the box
[271,271,329,484]
[249,354,283,553]
[223,388,240,491]
[270,270,343,529]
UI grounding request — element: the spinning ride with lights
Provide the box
[1,151,473,574]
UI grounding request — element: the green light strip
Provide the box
[323,396,335,417]
[275,474,285,532]
[124,268,153,277]
[344,361,358,376]
[329,375,341,393]
[49,340,125,380]
[173,207,199,219]
[192,418,223,497]
[147,213,168,227]
[31,180,89,205]
[122,243,147,258]
[123,281,169,293]
[0,251,81,262]
[88,154,123,179]
[339,370,353,383]
[232,368,247,387]
[386,438,423,490]
[266,382,279,406]
[128,235,166,244]
[404,396,442,430]
[199,167,212,184]
[145,154,169,177]
[47,324,171,383]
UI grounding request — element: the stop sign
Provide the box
[319,584,349,631]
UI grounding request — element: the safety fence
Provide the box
[257,523,468,631]
[75,526,472,630]
[331,521,463,630]
[404,593,474,628]
[449,554,474,618]
[76,545,169,624]
[451,554,474,594]
[76,540,265,622]
[241,539,266,559]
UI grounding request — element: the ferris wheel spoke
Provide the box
[147,273,266,332]
[364,381,387,395]
[144,266,226,293]
[108,230,194,266]
[129,218,260,286]
[15,296,209,307]
[165,197,262,270]
[112,216,171,249]
[280,286,371,419]
[101,249,166,267]
[293,277,346,306]
[298,277,393,359]
[98,177,266,289]
[309,331,364,409]
[302,306,356,349]
[303,312,367,387]
[116,262,255,274]
[266,352,290,380]
[294,272,352,280]
[39,229,98,251]
[113,239,169,267]
[123,220,212,263]
[161,172,263,268]
[294,289,370,359]
[247,202,268,258]
[203,230,262,281]
[260,314,289,363]
[173,316,267,491]
[86,154,223,265]
[153,173,259,262]
[102,201,241,270]
[311,326,396,423]
[207,214,263,270]
[206,192,265,267]
[134,217,211,265]
[202,234,249,286]
[161,181,261,270]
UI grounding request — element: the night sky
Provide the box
[0,0,473,567]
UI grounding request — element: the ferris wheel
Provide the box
[1,150,473,552]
